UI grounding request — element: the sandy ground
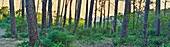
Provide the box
[0,29,23,47]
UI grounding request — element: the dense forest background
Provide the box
[0,0,170,18]
[0,0,170,47]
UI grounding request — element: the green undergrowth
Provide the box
[1,10,170,47]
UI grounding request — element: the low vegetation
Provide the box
[1,10,170,47]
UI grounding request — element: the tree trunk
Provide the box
[55,0,61,26]
[128,0,131,13]
[9,0,17,38]
[69,0,73,25]
[167,0,170,31]
[132,0,136,32]
[107,0,110,28]
[22,0,25,18]
[88,0,94,28]
[121,0,130,38]
[63,0,68,27]
[42,0,47,35]
[103,1,106,27]
[25,0,39,46]
[74,0,78,26]
[94,0,98,28]
[99,1,103,27]
[48,0,52,27]
[143,0,150,46]
[113,0,118,32]
[21,0,26,32]
[74,0,82,27]
[84,0,88,28]
[164,0,167,15]
[60,0,65,24]
[155,0,160,36]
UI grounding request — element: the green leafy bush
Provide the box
[18,39,29,47]
[40,38,55,47]
[47,30,76,47]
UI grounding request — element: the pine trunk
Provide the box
[74,0,78,26]
[9,0,17,38]
[107,0,110,28]
[84,0,88,28]
[94,0,97,28]
[22,0,25,18]
[25,0,39,46]
[88,0,94,28]
[103,1,106,27]
[155,0,160,36]
[164,0,167,15]
[63,0,68,27]
[74,0,82,27]
[48,0,52,27]
[143,0,150,46]
[55,0,61,26]
[132,0,136,32]
[121,0,130,38]
[69,0,73,25]
[113,0,118,32]
[60,0,65,24]
[99,1,103,27]
[42,0,47,35]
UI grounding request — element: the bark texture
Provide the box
[9,0,17,38]
[88,0,94,28]
[25,0,39,46]
[143,0,150,46]
[42,0,47,35]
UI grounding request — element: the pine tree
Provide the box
[113,0,118,32]
[63,0,69,27]
[88,0,94,28]
[48,0,52,27]
[42,0,47,35]
[94,0,98,28]
[84,0,89,28]
[69,0,73,25]
[9,0,17,38]
[74,0,82,27]
[121,0,130,38]
[106,0,110,28]
[21,0,25,18]
[25,0,39,46]
[155,0,160,36]
[55,0,61,26]
[143,0,150,46]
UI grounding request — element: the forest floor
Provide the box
[76,38,115,47]
[0,29,123,47]
[0,28,23,47]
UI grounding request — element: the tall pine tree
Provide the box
[25,0,39,46]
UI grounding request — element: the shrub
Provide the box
[48,30,76,47]
[1,6,9,17]
[40,38,55,47]
[18,39,29,47]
